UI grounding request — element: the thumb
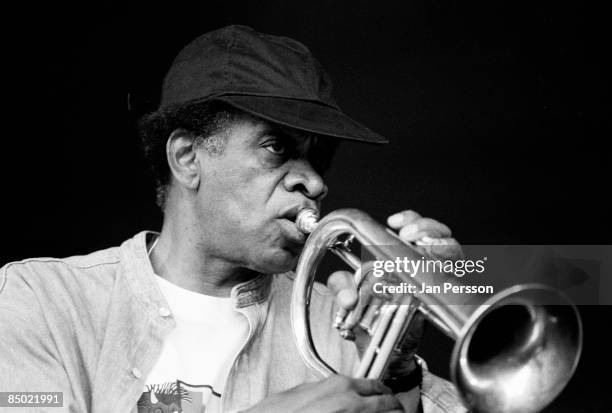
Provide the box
[327,270,358,310]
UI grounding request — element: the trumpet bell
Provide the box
[452,286,582,413]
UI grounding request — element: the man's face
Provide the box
[192,115,335,274]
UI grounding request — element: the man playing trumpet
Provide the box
[0,25,464,412]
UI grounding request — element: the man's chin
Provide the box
[256,248,301,274]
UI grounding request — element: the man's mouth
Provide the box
[277,204,317,245]
[278,217,307,245]
[279,204,318,223]
[280,205,303,223]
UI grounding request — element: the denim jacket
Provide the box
[0,231,465,412]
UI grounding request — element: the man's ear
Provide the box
[166,129,200,189]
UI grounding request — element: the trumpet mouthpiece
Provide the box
[296,208,320,234]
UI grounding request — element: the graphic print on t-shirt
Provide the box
[136,274,250,413]
[137,379,221,413]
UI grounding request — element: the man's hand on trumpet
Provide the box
[327,210,462,379]
[386,210,462,260]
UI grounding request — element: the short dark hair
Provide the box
[139,100,340,210]
[138,100,242,208]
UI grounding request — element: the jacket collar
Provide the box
[120,231,272,312]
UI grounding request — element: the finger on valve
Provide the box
[334,262,379,339]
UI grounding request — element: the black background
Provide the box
[1,1,610,411]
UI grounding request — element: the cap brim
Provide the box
[214,95,388,144]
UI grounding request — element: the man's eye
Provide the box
[264,141,287,155]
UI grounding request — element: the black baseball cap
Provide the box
[160,25,387,144]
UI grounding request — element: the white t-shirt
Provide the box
[136,275,250,413]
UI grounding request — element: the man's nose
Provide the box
[282,160,328,201]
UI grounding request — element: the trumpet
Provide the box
[291,208,582,413]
